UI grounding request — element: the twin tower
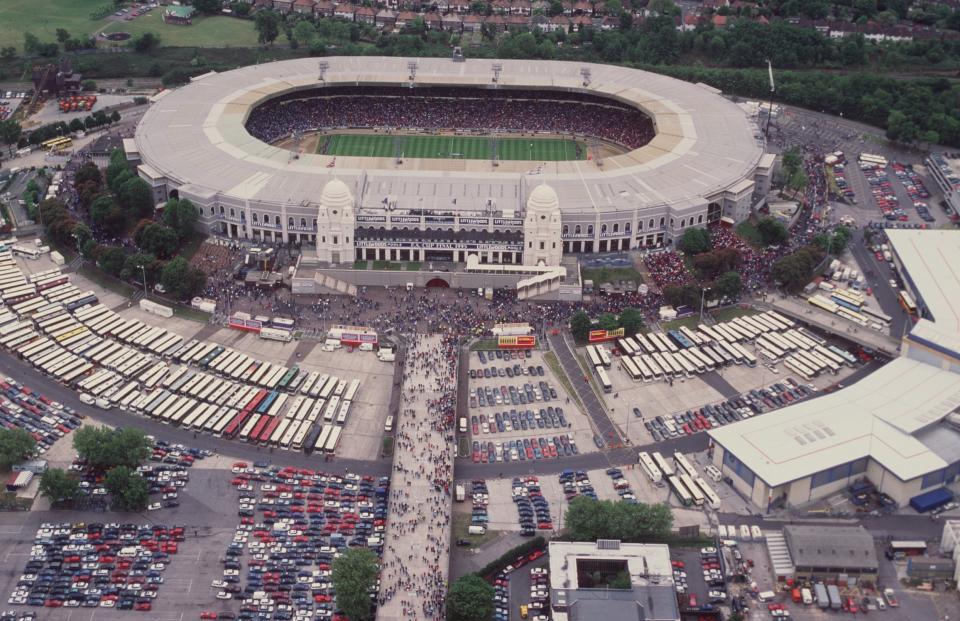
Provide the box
[315,179,563,268]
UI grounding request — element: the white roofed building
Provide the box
[709,230,960,510]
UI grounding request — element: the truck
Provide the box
[814,584,829,609]
[377,347,396,362]
[883,588,899,607]
[455,484,465,502]
[801,588,813,605]
[827,584,842,610]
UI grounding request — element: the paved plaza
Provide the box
[377,335,455,620]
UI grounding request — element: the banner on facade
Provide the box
[497,335,536,349]
[588,328,624,343]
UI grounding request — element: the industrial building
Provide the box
[548,540,680,621]
[709,230,960,510]
[783,525,879,583]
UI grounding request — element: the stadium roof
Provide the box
[887,229,960,362]
[711,231,960,488]
[134,57,764,216]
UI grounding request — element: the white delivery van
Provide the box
[468,525,486,535]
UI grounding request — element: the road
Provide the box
[847,229,911,339]
[546,332,623,449]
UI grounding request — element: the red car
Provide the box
[135,602,152,611]
[200,613,218,619]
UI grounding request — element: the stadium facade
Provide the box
[132,57,773,294]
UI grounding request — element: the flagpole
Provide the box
[765,60,775,140]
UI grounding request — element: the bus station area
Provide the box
[579,312,864,447]
[0,250,395,462]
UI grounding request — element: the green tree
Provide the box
[604,0,623,14]
[133,32,161,53]
[121,252,158,283]
[106,148,130,193]
[609,571,631,589]
[0,428,36,468]
[0,119,22,154]
[447,574,494,621]
[104,466,150,512]
[255,10,281,46]
[98,246,128,276]
[647,0,680,15]
[714,271,742,301]
[564,496,673,542]
[118,177,154,218]
[72,426,152,470]
[618,308,645,336]
[193,0,222,13]
[81,79,98,92]
[756,217,789,246]
[38,468,81,504]
[678,227,712,254]
[597,313,619,331]
[771,246,825,291]
[662,284,700,309]
[56,28,72,43]
[75,162,102,190]
[161,198,199,241]
[293,21,318,47]
[160,256,207,299]
[570,310,592,343]
[0,47,16,60]
[162,68,193,87]
[136,223,179,258]
[331,548,378,621]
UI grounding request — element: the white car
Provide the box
[78,393,95,405]
[99,600,116,608]
[216,592,232,600]
[147,503,161,511]
[211,580,227,589]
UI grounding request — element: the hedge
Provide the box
[476,536,546,581]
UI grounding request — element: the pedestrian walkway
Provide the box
[546,332,623,449]
[377,334,456,621]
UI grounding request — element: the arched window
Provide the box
[574,225,582,235]
[219,206,225,215]
[229,208,235,218]
[252,212,259,224]
[648,218,654,229]
[563,225,569,235]
[625,222,631,233]
[288,217,294,227]
[680,218,685,228]
[209,206,215,215]
[312,219,317,229]
[613,223,619,233]
[600,224,607,234]
[587,225,594,235]
[300,218,307,228]
[698,214,703,224]
[659,217,665,227]
[275,215,281,226]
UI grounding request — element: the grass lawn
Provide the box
[469,338,499,351]
[170,304,211,323]
[179,235,205,262]
[382,436,394,458]
[710,305,758,322]
[581,266,643,286]
[78,264,134,297]
[660,316,701,331]
[353,260,368,270]
[405,261,422,271]
[371,261,402,270]
[319,133,586,161]
[0,0,258,52]
[452,511,498,548]
[100,13,259,48]
[457,436,469,458]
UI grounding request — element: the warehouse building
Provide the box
[709,230,960,510]
[784,525,879,583]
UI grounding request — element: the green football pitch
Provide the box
[317,134,587,161]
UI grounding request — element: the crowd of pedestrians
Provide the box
[244,86,655,150]
[643,250,693,289]
[378,335,456,620]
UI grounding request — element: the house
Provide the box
[572,13,592,27]
[599,14,620,28]
[573,0,592,14]
[423,11,443,28]
[449,0,471,12]
[313,0,335,17]
[485,13,507,29]
[463,13,484,30]
[505,14,529,28]
[254,0,274,9]
[273,0,295,13]
[492,0,512,13]
[531,12,551,30]
[531,0,550,12]
[162,4,196,23]
[550,13,571,30]
[293,0,315,14]
[395,10,419,27]
[376,8,397,28]
[442,12,464,30]
[679,12,699,31]
[711,14,727,27]
[334,4,356,19]
[356,6,377,23]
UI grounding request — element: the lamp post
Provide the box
[72,233,82,269]
[699,287,712,323]
[139,264,148,296]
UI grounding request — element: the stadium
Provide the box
[131,57,773,295]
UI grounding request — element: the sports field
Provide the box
[317,134,587,161]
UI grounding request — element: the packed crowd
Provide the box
[643,250,694,289]
[245,87,655,150]
[378,335,456,620]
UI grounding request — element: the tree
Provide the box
[75,162,102,190]
[122,252,158,283]
[647,0,680,16]
[56,28,72,43]
[0,428,36,468]
[0,47,16,60]
[106,148,130,193]
[161,198,199,241]
[813,226,852,254]
[38,468,80,504]
[678,227,712,255]
[162,68,193,87]
[662,284,701,309]
[447,575,494,621]
[104,466,150,512]
[0,119,22,154]
[255,10,281,46]
[73,426,152,471]
[609,571,631,589]
[618,308,645,336]
[604,0,623,14]
[118,177,154,218]
[133,32,160,53]
[160,256,207,299]
[714,271,742,301]
[597,313,619,331]
[570,310,592,343]
[293,21,318,47]
[136,223,179,258]
[110,110,121,124]
[99,246,128,276]
[772,246,825,291]
[193,0,222,13]
[756,217,789,246]
[564,497,673,542]
[81,79,98,92]
[331,548,378,621]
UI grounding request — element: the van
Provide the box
[758,591,775,603]
[78,393,94,405]
[384,416,394,433]
[467,525,486,535]
[739,525,751,541]
[359,342,374,352]
[519,604,528,618]
[95,398,112,410]
[705,465,722,482]
[801,588,813,605]
[458,417,467,434]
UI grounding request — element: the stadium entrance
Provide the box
[425,250,454,262]
[426,278,450,288]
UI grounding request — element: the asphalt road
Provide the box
[546,332,623,448]
[847,229,911,339]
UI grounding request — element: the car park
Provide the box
[512,477,552,535]
[0,380,82,455]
